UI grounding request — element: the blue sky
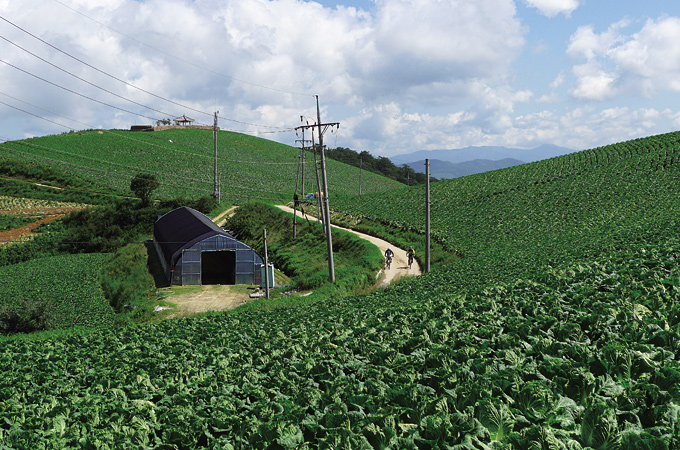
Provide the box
[2,0,680,158]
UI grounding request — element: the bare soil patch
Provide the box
[160,285,256,317]
[0,206,83,246]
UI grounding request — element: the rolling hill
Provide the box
[1,131,680,448]
[0,128,403,202]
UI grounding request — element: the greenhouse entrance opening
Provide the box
[201,251,236,285]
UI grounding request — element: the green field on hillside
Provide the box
[334,131,680,292]
[0,128,402,202]
[0,253,113,333]
[1,131,680,448]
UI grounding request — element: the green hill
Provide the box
[0,128,402,202]
[1,131,680,448]
[334,131,680,291]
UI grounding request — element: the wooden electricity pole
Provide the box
[294,97,339,282]
[425,159,431,273]
[263,228,270,299]
[213,111,219,199]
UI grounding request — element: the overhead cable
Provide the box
[1,14,300,130]
[0,59,161,122]
[0,34,176,119]
[48,0,315,98]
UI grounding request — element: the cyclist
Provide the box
[406,246,415,269]
[384,247,394,269]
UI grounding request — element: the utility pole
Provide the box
[263,229,270,299]
[293,153,300,238]
[213,111,219,199]
[425,159,431,273]
[294,136,312,239]
[297,119,308,196]
[359,155,362,195]
[310,129,324,230]
[294,97,339,282]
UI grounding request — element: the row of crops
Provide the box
[0,129,402,202]
[0,196,84,213]
[0,237,678,448]
[0,254,113,334]
[1,130,680,447]
[333,130,680,292]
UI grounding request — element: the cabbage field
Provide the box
[0,253,113,333]
[1,131,680,448]
[0,129,402,202]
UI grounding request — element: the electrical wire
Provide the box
[0,59,161,122]
[1,92,298,166]
[48,0,315,98]
[0,34,176,119]
[2,140,299,196]
[0,14,303,130]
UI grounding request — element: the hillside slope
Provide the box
[1,132,679,448]
[334,131,680,291]
[0,128,402,202]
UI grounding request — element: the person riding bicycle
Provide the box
[384,247,394,268]
[406,246,415,268]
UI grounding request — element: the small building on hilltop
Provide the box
[173,114,195,126]
[153,206,265,286]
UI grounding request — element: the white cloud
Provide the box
[569,62,617,101]
[567,17,680,100]
[4,0,679,162]
[611,16,680,94]
[566,21,629,60]
[524,0,579,18]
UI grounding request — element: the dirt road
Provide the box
[161,204,422,316]
[274,205,421,287]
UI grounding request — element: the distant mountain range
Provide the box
[405,158,524,179]
[391,144,575,179]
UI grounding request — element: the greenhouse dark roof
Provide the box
[154,206,229,268]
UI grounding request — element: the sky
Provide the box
[2,0,680,158]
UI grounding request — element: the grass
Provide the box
[225,201,385,309]
[0,128,403,203]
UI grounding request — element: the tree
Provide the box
[130,173,160,206]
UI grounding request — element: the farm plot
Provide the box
[0,253,114,333]
[0,238,678,448]
[0,195,85,215]
[332,130,680,292]
[0,129,402,203]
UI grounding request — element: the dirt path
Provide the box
[213,206,238,227]
[0,207,81,246]
[274,205,422,287]
[160,203,422,317]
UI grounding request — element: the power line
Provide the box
[0,59,162,122]
[1,139,299,196]
[48,0,314,98]
[0,34,176,119]
[1,92,297,166]
[0,14,300,131]
[0,98,76,131]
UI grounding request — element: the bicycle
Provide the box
[385,255,392,270]
[407,253,414,269]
